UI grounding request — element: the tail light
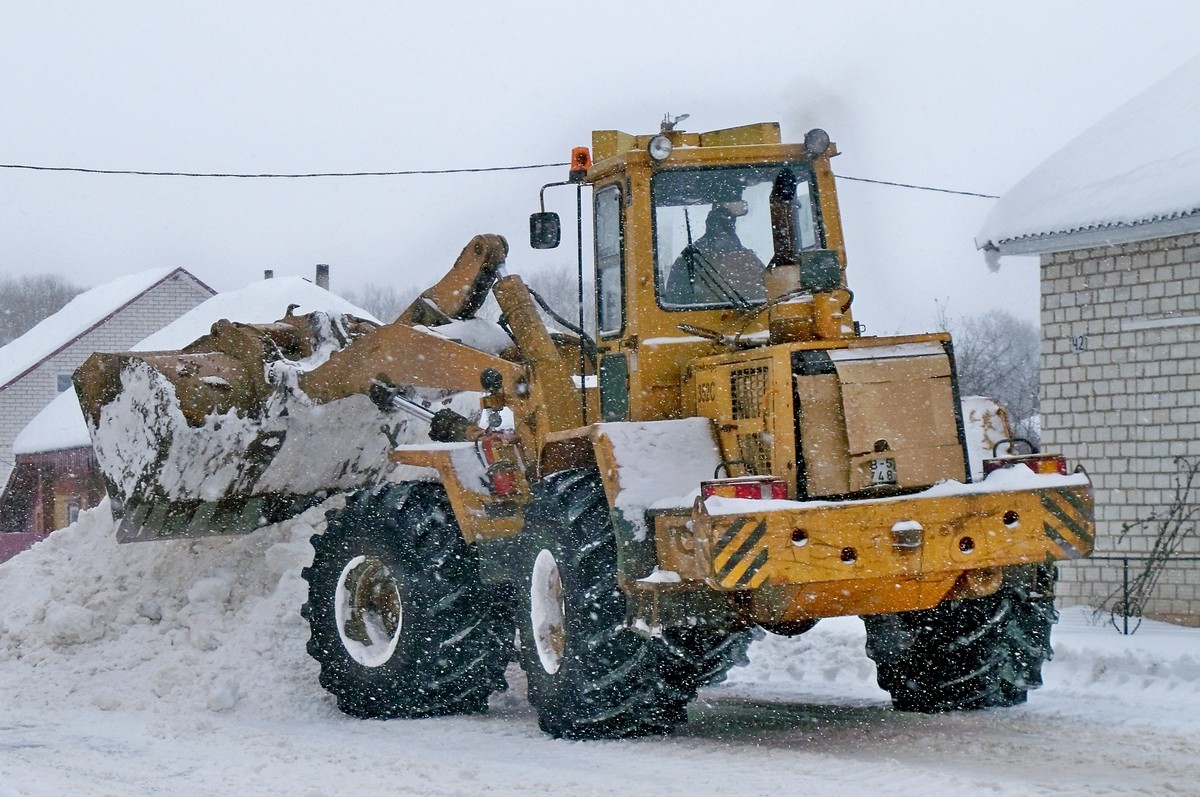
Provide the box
[983,454,1068,477]
[702,476,788,501]
[487,463,518,497]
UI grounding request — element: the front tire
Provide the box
[301,482,512,719]
[658,627,753,698]
[862,565,1058,713]
[517,469,689,739]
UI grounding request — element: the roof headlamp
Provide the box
[803,128,831,159]
[647,134,674,162]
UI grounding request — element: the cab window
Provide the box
[594,185,624,336]
[653,164,820,310]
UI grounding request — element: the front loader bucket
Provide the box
[76,349,397,542]
[73,313,403,542]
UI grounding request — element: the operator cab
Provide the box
[531,119,854,423]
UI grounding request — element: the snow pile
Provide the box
[725,619,885,703]
[0,500,336,720]
[1048,607,1200,697]
[2,496,1200,796]
[3,497,1197,731]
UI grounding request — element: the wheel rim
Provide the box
[334,555,404,668]
[530,548,565,675]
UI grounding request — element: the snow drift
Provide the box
[2,499,1197,724]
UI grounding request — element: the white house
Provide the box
[977,55,1200,622]
[0,277,377,545]
[0,267,215,490]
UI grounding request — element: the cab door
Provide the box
[594,183,629,422]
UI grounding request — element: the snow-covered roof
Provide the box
[13,277,379,455]
[131,276,379,351]
[978,55,1200,255]
[13,390,90,455]
[0,267,212,390]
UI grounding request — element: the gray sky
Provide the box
[3,1,1199,333]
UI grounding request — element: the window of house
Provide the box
[57,373,72,393]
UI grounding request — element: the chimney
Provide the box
[264,269,274,280]
[315,264,330,290]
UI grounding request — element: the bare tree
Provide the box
[522,266,595,335]
[940,306,1040,446]
[0,274,83,346]
[340,282,422,323]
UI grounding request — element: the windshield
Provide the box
[653,164,820,310]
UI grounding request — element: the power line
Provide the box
[0,162,570,178]
[0,159,999,198]
[836,173,998,199]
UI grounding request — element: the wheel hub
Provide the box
[530,549,565,674]
[335,555,404,668]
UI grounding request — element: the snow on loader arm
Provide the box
[73,234,575,542]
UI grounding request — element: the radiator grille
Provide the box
[730,366,771,475]
[730,366,768,420]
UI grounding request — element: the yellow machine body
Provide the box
[74,121,1093,630]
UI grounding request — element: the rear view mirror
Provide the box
[530,212,561,249]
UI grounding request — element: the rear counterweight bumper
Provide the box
[645,472,1093,622]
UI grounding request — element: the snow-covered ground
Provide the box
[2,503,1197,797]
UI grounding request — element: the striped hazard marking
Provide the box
[1040,488,1094,559]
[712,517,771,589]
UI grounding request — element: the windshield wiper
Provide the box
[681,208,753,310]
[681,245,753,310]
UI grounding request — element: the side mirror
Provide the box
[529,212,561,250]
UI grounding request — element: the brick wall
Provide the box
[1040,232,1200,620]
[0,272,212,487]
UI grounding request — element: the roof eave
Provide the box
[987,212,1200,257]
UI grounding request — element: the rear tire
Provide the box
[1001,565,1058,700]
[301,482,512,719]
[862,565,1057,713]
[517,469,689,739]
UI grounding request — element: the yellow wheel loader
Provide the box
[75,119,1093,738]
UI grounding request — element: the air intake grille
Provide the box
[730,366,768,420]
[730,366,771,475]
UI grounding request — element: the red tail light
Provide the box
[702,477,788,501]
[487,463,518,497]
[983,454,1068,477]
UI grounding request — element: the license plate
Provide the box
[870,457,897,486]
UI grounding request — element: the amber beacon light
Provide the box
[568,147,591,182]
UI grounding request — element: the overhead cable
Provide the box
[835,174,999,199]
[0,162,570,178]
[0,160,999,198]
